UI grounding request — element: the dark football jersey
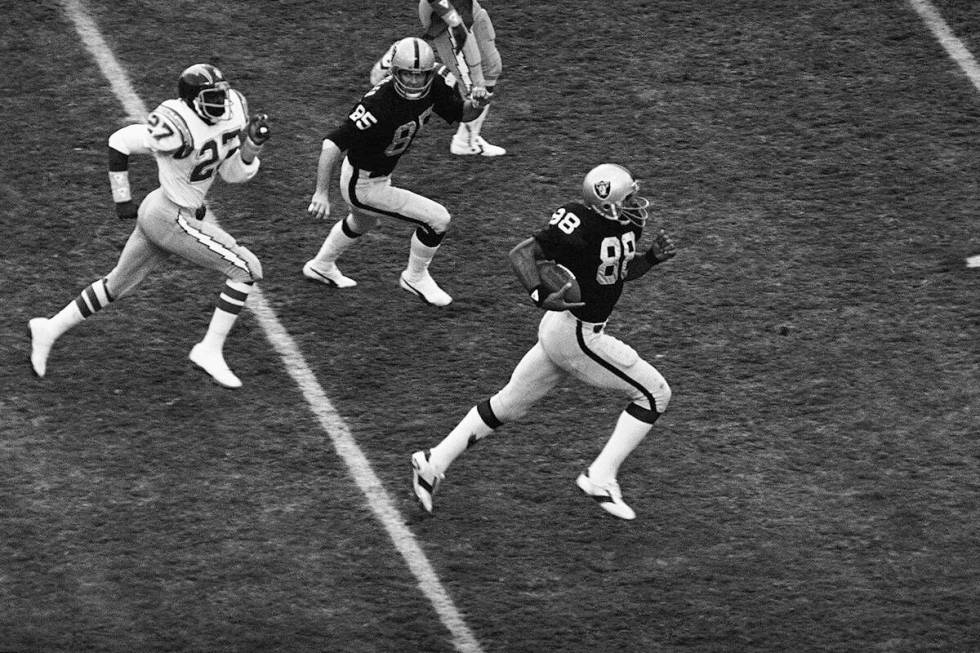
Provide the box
[534,202,643,323]
[326,71,463,176]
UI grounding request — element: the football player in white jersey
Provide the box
[28,64,271,389]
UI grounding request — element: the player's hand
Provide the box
[536,283,585,311]
[307,191,330,220]
[469,86,490,108]
[646,229,677,263]
[115,199,139,220]
[245,113,271,145]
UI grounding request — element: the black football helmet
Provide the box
[581,163,650,226]
[178,64,231,122]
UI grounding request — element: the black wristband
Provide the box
[644,248,661,266]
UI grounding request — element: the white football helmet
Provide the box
[581,163,650,226]
[390,37,436,100]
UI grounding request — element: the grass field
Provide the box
[2,1,979,651]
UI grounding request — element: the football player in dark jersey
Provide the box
[412,164,678,520]
[306,36,489,306]
[369,0,505,156]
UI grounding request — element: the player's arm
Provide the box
[625,229,677,281]
[107,123,153,219]
[508,237,584,311]
[426,0,486,89]
[307,137,344,220]
[460,88,491,122]
[220,112,271,183]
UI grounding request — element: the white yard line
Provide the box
[907,0,980,268]
[59,2,484,651]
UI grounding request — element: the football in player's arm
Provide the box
[29,64,271,389]
[411,163,677,521]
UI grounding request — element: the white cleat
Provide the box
[450,135,506,157]
[576,472,636,520]
[28,317,56,378]
[303,260,357,288]
[189,343,242,389]
[399,271,453,306]
[411,449,444,513]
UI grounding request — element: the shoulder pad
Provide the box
[230,89,249,125]
[147,101,194,158]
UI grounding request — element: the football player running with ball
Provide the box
[28,64,271,389]
[306,37,489,306]
[412,164,677,520]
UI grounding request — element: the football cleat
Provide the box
[576,471,636,520]
[399,271,452,306]
[189,343,242,389]
[303,261,357,288]
[28,317,56,378]
[450,135,506,157]
[411,449,444,513]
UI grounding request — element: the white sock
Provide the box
[312,217,358,267]
[198,280,252,351]
[49,278,113,337]
[455,105,489,142]
[406,233,439,280]
[588,410,652,483]
[429,406,496,473]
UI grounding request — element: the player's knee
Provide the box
[649,378,672,414]
[430,206,451,232]
[230,248,262,283]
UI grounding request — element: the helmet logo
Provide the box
[594,180,611,200]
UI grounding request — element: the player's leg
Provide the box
[28,198,165,378]
[451,6,506,156]
[546,319,671,519]
[304,159,379,288]
[413,338,564,512]
[350,174,454,306]
[153,204,263,388]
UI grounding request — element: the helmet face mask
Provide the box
[582,163,650,226]
[178,64,231,122]
[389,37,436,100]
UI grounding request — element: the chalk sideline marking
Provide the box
[907,0,980,268]
[60,2,484,651]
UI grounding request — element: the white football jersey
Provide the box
[143,90,255,209]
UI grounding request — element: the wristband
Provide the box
[644,248,661,266]
[108,171,131,202]
[240,138,262,164]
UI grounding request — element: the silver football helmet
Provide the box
[390,37,436,100]
[581,163,650,226]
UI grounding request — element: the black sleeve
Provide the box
[326,120,358,152]
[432,74,465,124]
